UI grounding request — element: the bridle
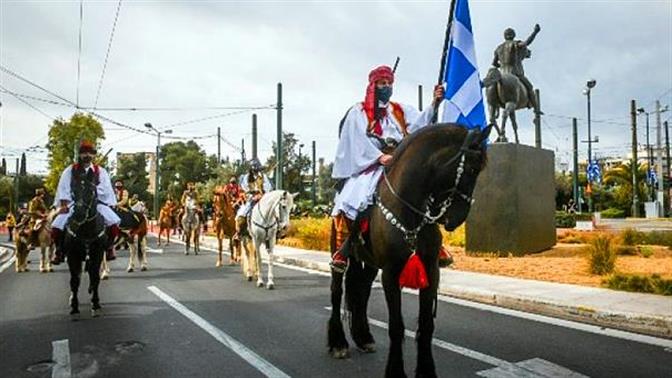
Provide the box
[251,193,290,240]
[65,179,105,242]
[376,142,477,248]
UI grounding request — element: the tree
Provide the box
[603,161,648,216]
[115,153,151,203]
[265,132,312,197]
[159,141,210,202]
[45,112,105,194]
[19,153,27,176]
[317,160,337,205]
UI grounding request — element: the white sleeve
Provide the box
[239,174,249,191]
[263,175,273,192]
[404,103,437,134]
[332,105,383,179]
[97,168,118,206]
[54,166,73,205]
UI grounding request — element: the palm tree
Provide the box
[603,161,648,215]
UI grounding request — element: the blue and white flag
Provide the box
[587,160,602,184]
[647,167,657,185]
[440,0,486,129]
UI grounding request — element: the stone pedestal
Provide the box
[466,143,556,256]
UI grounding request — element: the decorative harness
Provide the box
[376,141,475,249]
[66,165,106,241]
[251,194,286,242]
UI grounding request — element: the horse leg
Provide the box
[510,108,520,144]
[88,247,103,317]
[382,268,407,378]
[139,236,148,271]
[39,244,47,273]
[127,236,136,273]
[100,252,110,280]
[184,227,190,255]
[216,231,223,267]
[266,238,275,289]
[346,262,376,353]
[194,228,200,255]
[67,251,81,317]
[254,236,264,287]
[415,264,439,378]
[327,270,349,359]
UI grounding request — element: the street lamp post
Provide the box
[583,79,597,213]
[637,108,653,201]
[145,123,172,220]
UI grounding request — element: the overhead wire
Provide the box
[93,0,123,109]
[0,83,57,121]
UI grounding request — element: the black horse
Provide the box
[64,167,109,318]
[327,124,491,377]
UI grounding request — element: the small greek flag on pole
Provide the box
[440,0,486,129]
[587,160,602,184]
[648,167,658,185]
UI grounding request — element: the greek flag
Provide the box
[647,167,658,185]
[440,0,486,129]
[587,160,602,184]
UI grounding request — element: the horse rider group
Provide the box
[234,159,273,240]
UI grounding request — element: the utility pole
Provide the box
[665,121,670,216]
[418,85,423,111]
[252,113,258,161]
[241,139,246,163]
[631,100,640,217]
[655,100,667,210]
[276,82,283,190]
[534,89,542,148]
[217,127,221,164]
[311,140,316,206]
[13,158,19,213]
[572,118,579,212]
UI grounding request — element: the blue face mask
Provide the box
[376,86,393,104]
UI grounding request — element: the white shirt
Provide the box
[54,164,117,207]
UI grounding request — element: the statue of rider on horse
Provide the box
[483,24,541,143]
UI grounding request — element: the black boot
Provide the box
[50,228,64,265]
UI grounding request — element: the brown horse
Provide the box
[213,188,242,267]
[157,203,176,246]
[327,124,490,377]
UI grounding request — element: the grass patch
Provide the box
[640,246,654,258]
[603,273,672,296]
[279,217,331,251]
[586,235,616,275]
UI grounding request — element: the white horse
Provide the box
[182,197,201,255]
[243,190,297,289]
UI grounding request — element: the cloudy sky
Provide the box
[1,0,671,175]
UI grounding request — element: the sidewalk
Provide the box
[187,232,672,340]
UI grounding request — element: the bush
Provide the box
[442,224,465,247]
[604,273,672,296]
[642,231,672,247]
[639,246,654,258]
[601,208,625,219]
[586,235,617,275]
[555,211,576,228]
[575,212,593,222]
[620,228,644,246]
[281,217,331,251]
[614,245,638,255]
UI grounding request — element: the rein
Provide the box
[251,195,284,240]
[377,146,473,248]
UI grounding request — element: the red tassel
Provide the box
[360,218,369,234]
[399,252,429,289]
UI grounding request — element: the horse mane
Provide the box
[391,123,467,164]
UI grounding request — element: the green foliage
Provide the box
[115,153,151,203]
[602,161,648,216]
[641,231,672,247]
[601,207,625,219]
[586,235,617,275]
[442,224,465,247]
[604,273,672,296]
[555,211,576,228]
[620,228,643,246]
[317,161,337,206]
[159,141,211,202]
[555,173,573,210]
[265,132,312,199]
[45,112,105,194]
[575,212,593,221]
[639,246,654,258]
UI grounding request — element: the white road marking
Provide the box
[146,247,163,254]
[324,306,587,378]
[51,339,71,378]
[148,285,290,378]
[151,234,672,349]
[0,256,16,273]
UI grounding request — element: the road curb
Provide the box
[437,286,672,340]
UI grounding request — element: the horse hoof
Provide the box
[267,283,274,290]
[70,310,80,320]
[140,266,147,272]
[127,268,134,273]
[48,268,54,272]
[247,276,253,282]
[91,309,101,318]
[101,274,109,280]
[330,348,350,359]
[357,343,376,353]
[40,269,47,273]
[257,281,264,288]
[216,261,222,268]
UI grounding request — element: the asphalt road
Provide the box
[0,235,670,378]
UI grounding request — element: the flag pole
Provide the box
[432,0,457,123]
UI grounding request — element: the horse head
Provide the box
[276,192,298,238]
[481,67,501,88]
[67,169,104,239]
[435,125,491,231]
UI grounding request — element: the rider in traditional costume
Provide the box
[27,188,48,247]
[329,65,444,272]
[235,159,273,238]
[50,140,121,265]
[214,176,245,210]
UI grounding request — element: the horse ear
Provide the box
[463,128,481,149]
[291,192,299,199]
